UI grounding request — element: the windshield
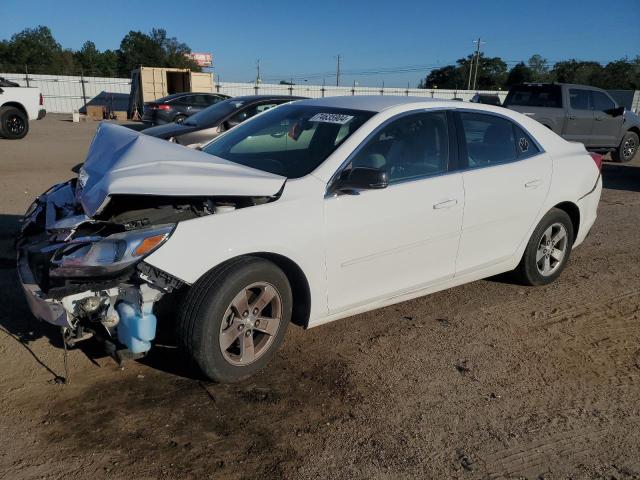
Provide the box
[504,85,562,108]
[202,104,375,178]
[183,99,246,126]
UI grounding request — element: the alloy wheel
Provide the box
[623,137,637,161]
[536,223,568,277]
[219,282,283,366]
[5,114,25,135]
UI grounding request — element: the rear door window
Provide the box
[569,89,592,110]
[459,112,517,167]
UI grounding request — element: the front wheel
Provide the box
[611,131,638,163]
[0,106,29,139]
[174,114,187,124]
[177,257,292,383]
[514,208,574,286]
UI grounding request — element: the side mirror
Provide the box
[605,106,625,117]
[333,167,388,194]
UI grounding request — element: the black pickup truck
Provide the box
[503,83,640,162]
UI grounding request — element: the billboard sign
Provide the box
[186,52,213,67]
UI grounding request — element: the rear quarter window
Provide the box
[504,85,562,108]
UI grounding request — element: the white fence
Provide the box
[1,72,508,114]
[1,72,130,113]
[3,72,639,115]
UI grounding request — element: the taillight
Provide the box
[589,152,603,171]
[153,104,171,111]
[39,93,44,106]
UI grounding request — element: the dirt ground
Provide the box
[1,114,640,480]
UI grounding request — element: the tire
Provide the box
[514,208,574,286]
[0,106,29,139]
[611,131,638,163]
[174,114,187,124]
[177,257,292,383]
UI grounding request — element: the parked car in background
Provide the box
[0,84,46,139]
[142,92,230,125]
[143,95,306,146]
[470,93,502,106]
[504,83,640,162]
[18,96,602,383]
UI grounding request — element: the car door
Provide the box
[323,110,464,313]
[455,111,552,276]
[590,90,624,147]
[564,88,594,144]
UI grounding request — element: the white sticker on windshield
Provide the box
[309,113,354,124]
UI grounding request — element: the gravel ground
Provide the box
[1,114,639,480]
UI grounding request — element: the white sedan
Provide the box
[18,96,602,382]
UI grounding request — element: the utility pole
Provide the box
[336,54,341,86]
[466,54,474,90]
[472,37,485,91]
[255,59,261,84]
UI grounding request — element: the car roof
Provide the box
[156,92,229,102]
[226,95,308,102]
[295,95,445,112]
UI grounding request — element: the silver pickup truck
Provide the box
[503,83,640,162]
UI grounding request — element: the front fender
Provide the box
[144,177,328,321]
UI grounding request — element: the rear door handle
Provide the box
[568,115,576,120]
[595,116,604,121]
[433,199,458,209]
[525,179,543,189]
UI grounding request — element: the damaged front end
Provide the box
[17,180,274,359]
[17,123,286,359]
[17,180,185,357]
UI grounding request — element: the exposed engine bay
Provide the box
[17,178,276,359]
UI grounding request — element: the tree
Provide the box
[2,25,63,73]
[506,62,533,87]
[74,41,101,74]
[421,65,464,89]
[551,60,603,85]
[461,53,507,90]
[116,29,200,77]
[527,54,550,82]
[598,57,640,90]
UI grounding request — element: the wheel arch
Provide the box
[191,252,312,329]
[1,101,28,115]
[627,125,640,140]
[553,201,580,241]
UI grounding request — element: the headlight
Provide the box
[50,225,174,277]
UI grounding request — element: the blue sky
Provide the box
[1,0,638,86]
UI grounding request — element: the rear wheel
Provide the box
[177,257,292,383]
[612,131,638,163]
[0,106,29,139]
[514,208,574,286]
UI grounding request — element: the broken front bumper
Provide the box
[17,248,71,328]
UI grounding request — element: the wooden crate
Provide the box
[87,105,104,121]
[113,111,127,122]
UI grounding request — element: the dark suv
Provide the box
[142,92,230,125]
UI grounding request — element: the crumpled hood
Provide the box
[78,122,286,217]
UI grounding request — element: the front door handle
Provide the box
[568,115,576,120]
[595,116,604,121]
[433,199,458,209]
[525,179,543,189]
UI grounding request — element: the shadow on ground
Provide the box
[602,161,640,193]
